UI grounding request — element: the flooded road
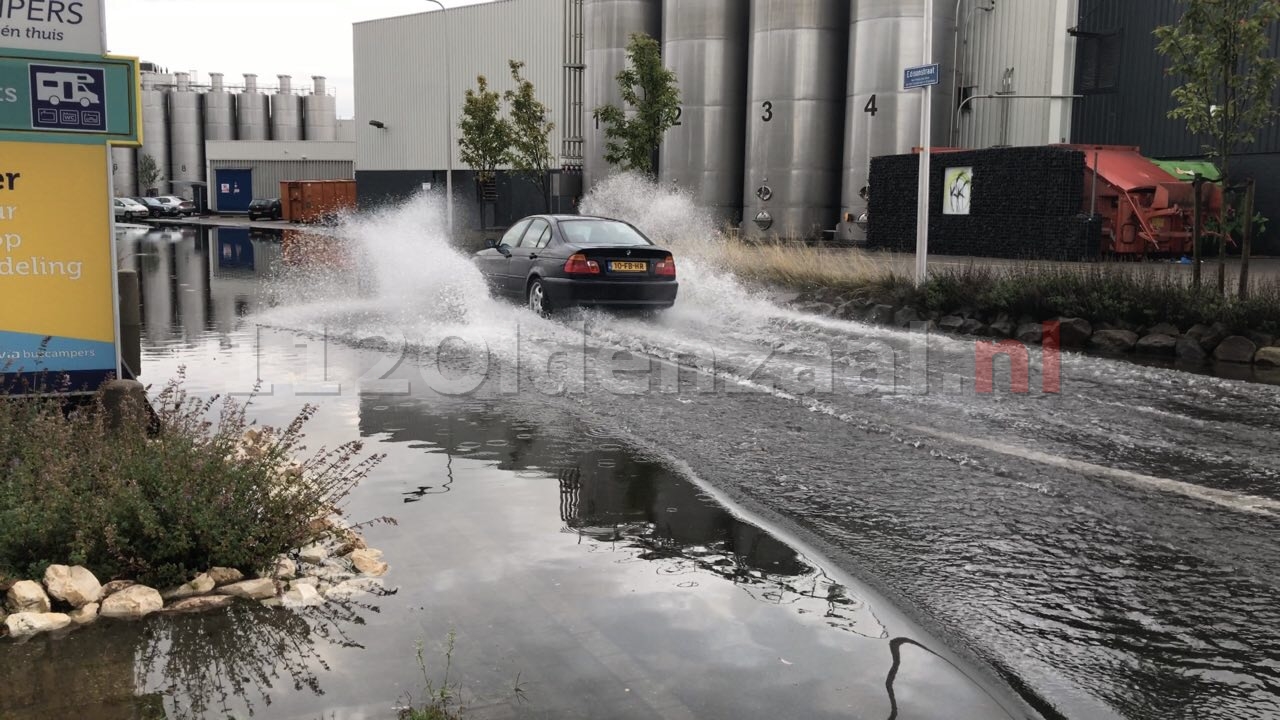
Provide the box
[0,223,1034,719]
[4,196,1277,720]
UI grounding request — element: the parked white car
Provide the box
[114,197,149,221]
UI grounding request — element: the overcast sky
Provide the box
[104,0,494,118]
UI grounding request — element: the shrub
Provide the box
[0,373,385,588]
[911,264,1280,333]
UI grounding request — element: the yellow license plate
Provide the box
[609,261,648,272]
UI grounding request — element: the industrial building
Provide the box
[205,141,356,213]
[352,0,1279,250]
[118,66,356,212]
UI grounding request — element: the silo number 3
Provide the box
[864,95,878,117]
[761,101,773,122]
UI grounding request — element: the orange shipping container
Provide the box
[280,180,357,224]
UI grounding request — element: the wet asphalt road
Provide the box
[109,223,1280,719]
[549,308,1280,720]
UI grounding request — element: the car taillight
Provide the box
[564,253,600,275]
[656,255,676,278]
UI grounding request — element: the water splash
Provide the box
[580,172,778,326]
[257,192,535,354]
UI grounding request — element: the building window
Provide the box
[1075,30,1123,94]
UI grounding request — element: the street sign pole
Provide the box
[915,0,934,287]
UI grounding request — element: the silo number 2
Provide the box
[761,101,773,122]
[864,95,878,117]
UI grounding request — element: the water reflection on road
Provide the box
[0,225,1032,720]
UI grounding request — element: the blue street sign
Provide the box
[904,63,941,90]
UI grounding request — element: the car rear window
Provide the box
[558,220,652,246]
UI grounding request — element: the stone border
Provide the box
[1,430,391,642]
[1,522,389,641]
[792,291,1280,368]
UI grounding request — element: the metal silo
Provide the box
[659,0,750,225]
[303,76,338,141]
[204,72,236,142]
[237,73,270,141]
[582,0,661,190]
[742,0,849,239]
[111,146,137,198]
[168,72,205,201]
[139,71,171,195]
[840,0,957,242]
[271,74,301,142]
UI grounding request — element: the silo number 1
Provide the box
[864,95,878,117]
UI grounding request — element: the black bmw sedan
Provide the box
[474,215,679,315]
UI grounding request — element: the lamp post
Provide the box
[425,0,455,239]
[915,0,934,287]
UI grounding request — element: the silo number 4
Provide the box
[864,95,878,117]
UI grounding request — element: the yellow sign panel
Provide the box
[0,141,117,382]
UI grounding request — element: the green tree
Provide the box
[137,153,164,194]
[1155,0,1280,294]
[504,60,556,211]
[457,74,511,185]
[592,33,681,176]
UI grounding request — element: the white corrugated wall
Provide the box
[954,0,1078,148]
[354,0,567,172]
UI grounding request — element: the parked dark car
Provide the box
[248,197,282,221]
[474,215,678,315]
[134,196,178,218]
[156,195,196,216]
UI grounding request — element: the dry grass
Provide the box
[720,241,893,291]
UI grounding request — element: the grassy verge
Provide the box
[0,373,384,588]
[725,242,1280,335]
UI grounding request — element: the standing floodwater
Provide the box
[16,184,1280,719]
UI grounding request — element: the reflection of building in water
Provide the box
[208,227,281,335]
[357,397,886,638]
[118,226,281,345]
[174,229,211,342]
[135,229,175,342]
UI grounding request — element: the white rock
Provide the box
[207,567,244,586]
[162,573,215,601]
[43,565,103,608]
[101,580,135,597]
[161,595,235,614]
[6,580,51,614]
[100,585,164,620]
[281,583,324,608]
[324,577,384,601]
[289,577,319,590]
[272,556,297,580]
[68,603,99,626]
[298,544,328,565]
[217,578,277,601]
[5,612,71,638]
[348,548,388,577]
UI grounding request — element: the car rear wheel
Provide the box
[527,279,552,317]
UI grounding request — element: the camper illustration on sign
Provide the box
[36,71,100,107]
[28,64,107,132]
